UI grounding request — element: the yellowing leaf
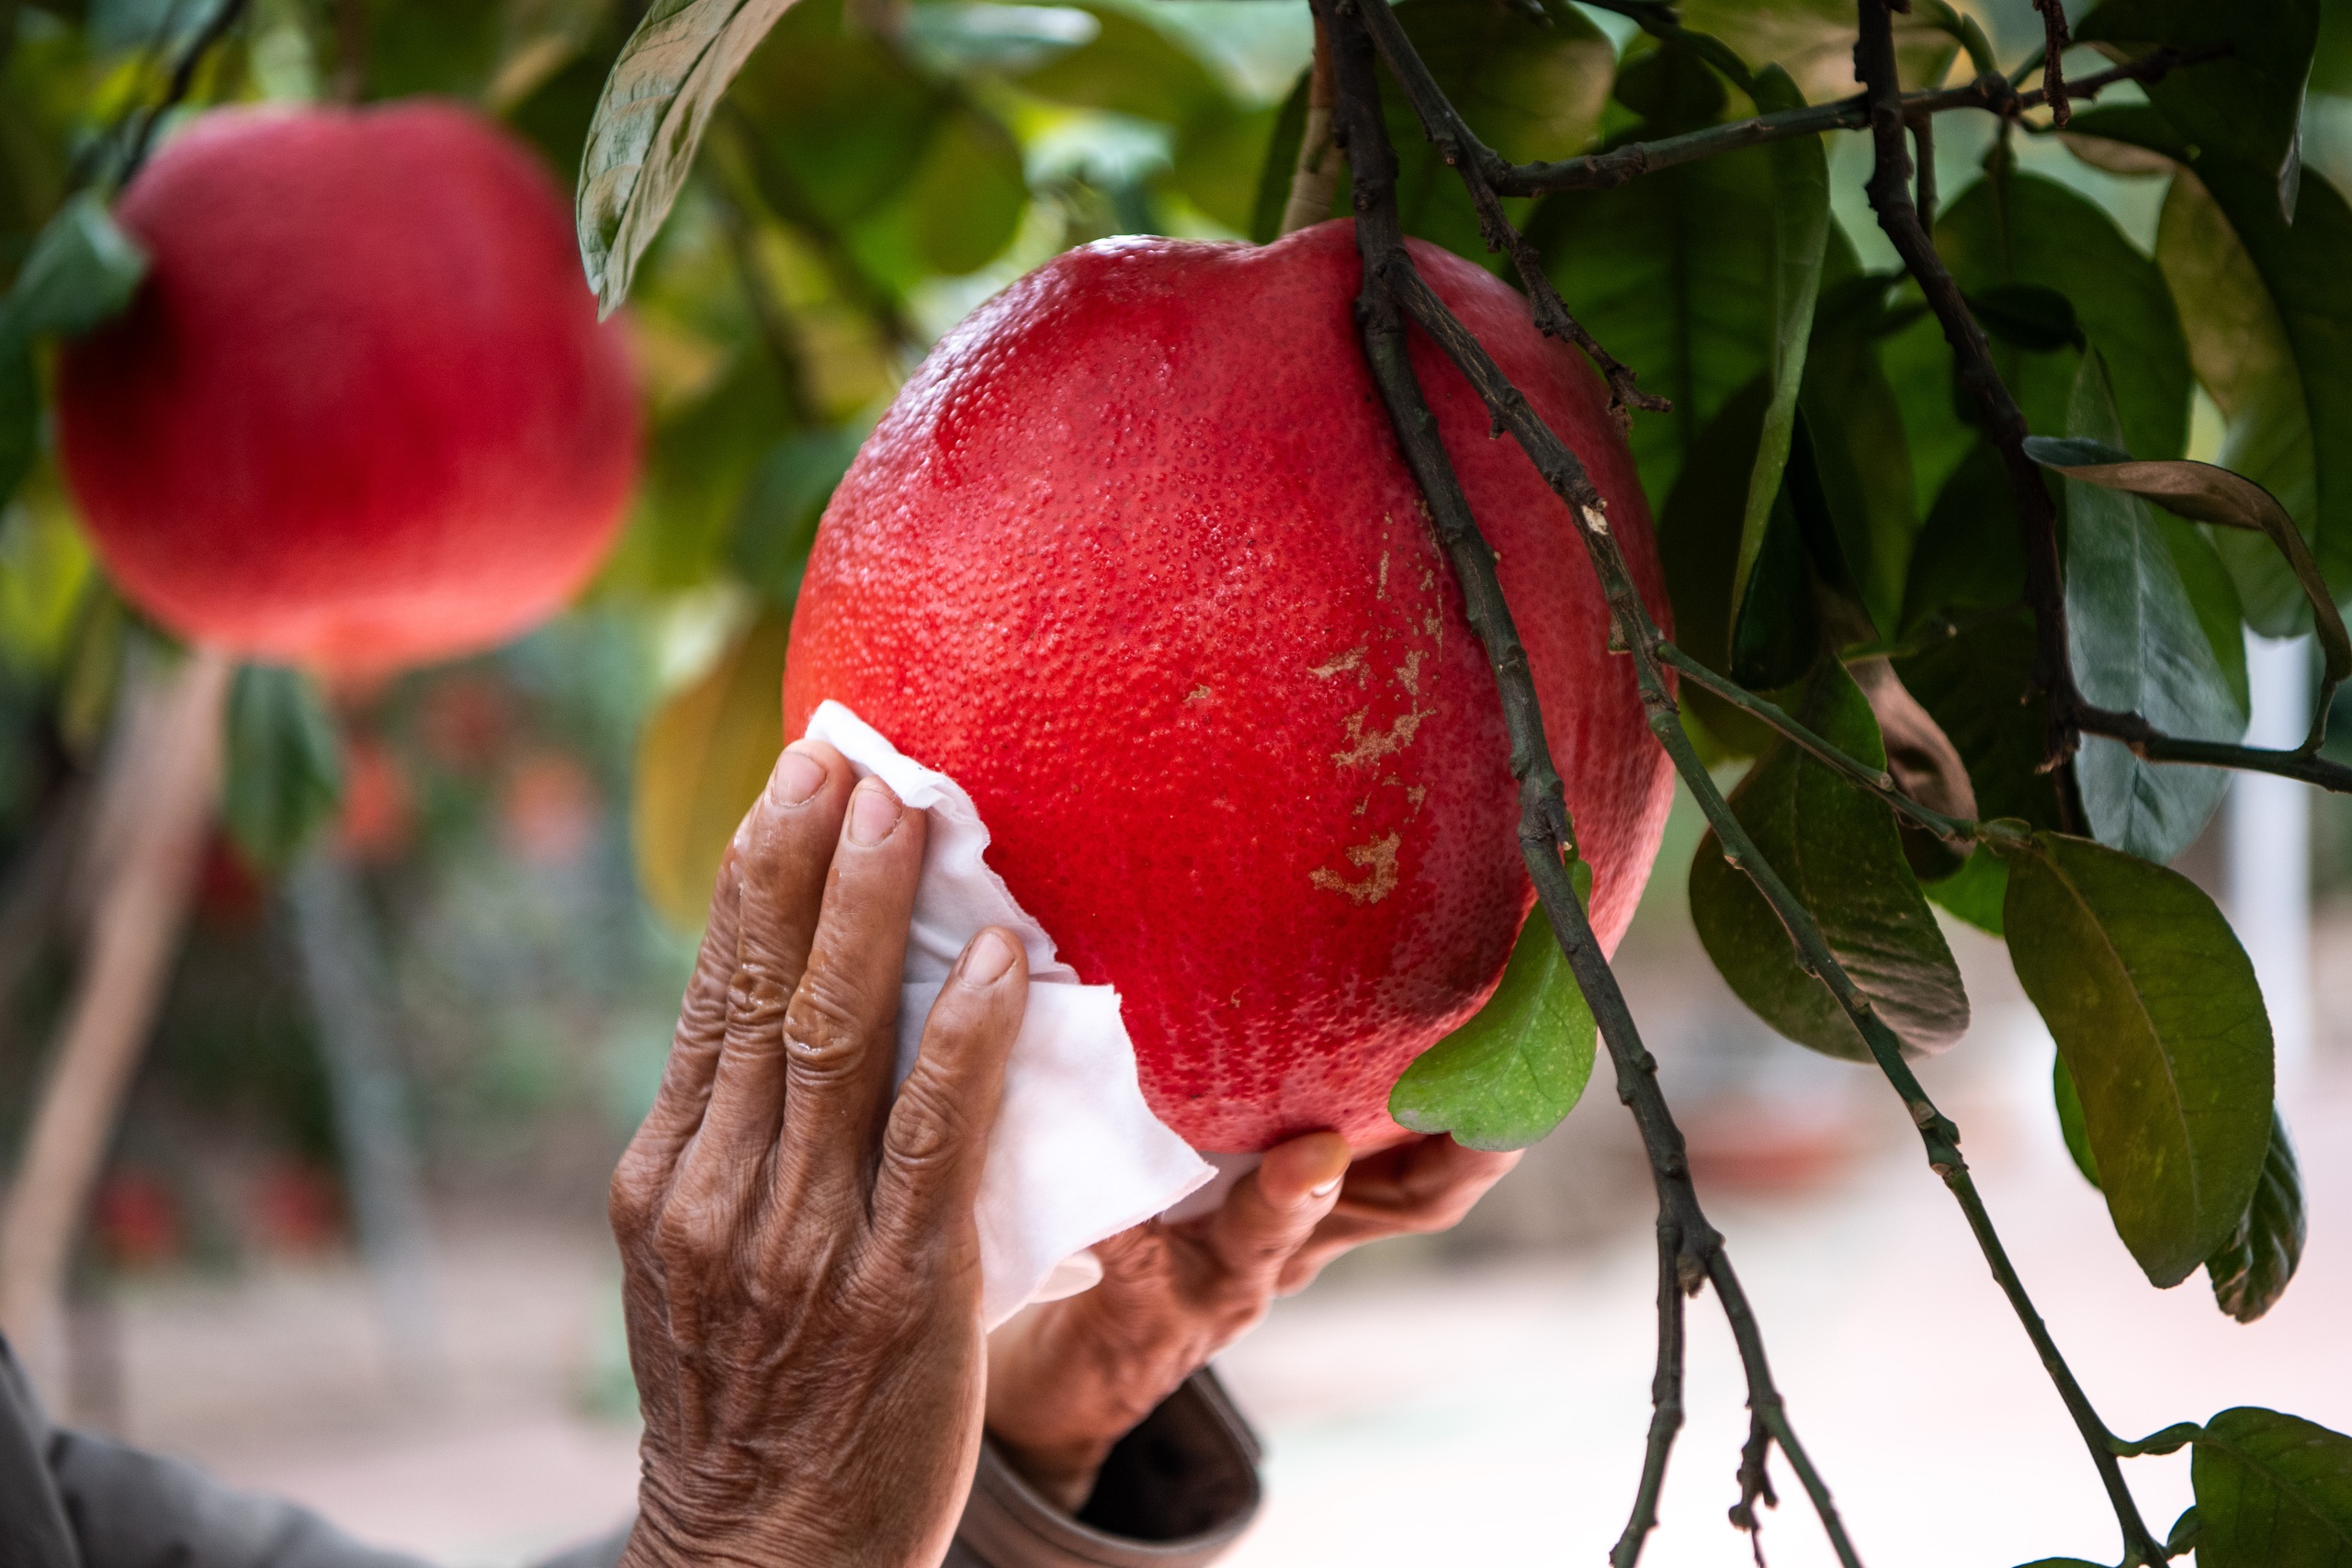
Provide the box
[632,609,791,928]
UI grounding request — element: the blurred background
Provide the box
[3,0,2350,1563]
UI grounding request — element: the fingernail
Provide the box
[847,777,902,845]
[1309,1176,1342,1200]
[963,929,1017,985]
[772,746,824,807]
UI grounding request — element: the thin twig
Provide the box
[1487,49,2209,197]
[2075,705,2352,794]
[1351,0,1666,422]
[1853,0,2080,770]
[1619,1223,1688,1565]
[2031,0,2074,128]
[1912,117,1937,230]
[1315,7,1855,1563]
[119,0,253,185]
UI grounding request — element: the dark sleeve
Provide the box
[1,1332,431,1568]
[947,1369,1262,1568]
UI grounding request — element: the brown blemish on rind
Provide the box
[1310,832,1401,905]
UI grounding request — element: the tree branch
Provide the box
[1486,49,2209,197]
[1359,6,2177,1556]
[1315,6,1854,1562]
[1853,0,2080,770]
[2030,0,2075,128]
[1351,0,1665,422]
[2075,704,2352,793]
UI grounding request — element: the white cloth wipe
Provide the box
[801,700,1215,1327]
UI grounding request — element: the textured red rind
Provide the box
[784,221,1674,1151]
[57,101,640,673]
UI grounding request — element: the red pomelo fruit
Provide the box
[57,102,639,673]
[783,220,1674,1151]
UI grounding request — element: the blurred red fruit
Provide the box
[247,1161,344,1255]
[194,832,266,927]
[417,674,513,772]
[502,750,600,867]
[93,1169,181,1268]
[784,221,1674,1151]
[335,736,413,863]
[56,101,640,673]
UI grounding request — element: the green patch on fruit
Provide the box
[1388,861,1597,1152]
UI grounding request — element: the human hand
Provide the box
[983,1132,1519,1509]
[611,741,1030,1568]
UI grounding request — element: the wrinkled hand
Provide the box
[984,1133,1520,1509]
[612,741,1029,1568]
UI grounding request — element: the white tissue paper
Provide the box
[801,700,1216,1327]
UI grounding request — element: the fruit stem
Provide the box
[1317,6,1858,1563]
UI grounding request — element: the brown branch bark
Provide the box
[1279,17,1343,237]
[1315,6,1859,1562]
[0,646,232,1400]
[1854,0,2083,770]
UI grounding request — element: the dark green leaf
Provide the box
[1923,846,2006,937]
[2061,355,2245,864]
[223,663,345,872]
[2002,831,2273,1287]
[1534,133,1774,507]
[2191,1407,2352,1567]
[901,109,1026,276]
[1656,377,1779,756]
[1965,283,2085,355]
[2075,0,2322,221]
[1799,263,1919,632]
[2052,1052,2100,1188]
[2072,106,2352,630]
[1901,441,2027,635]
[1894,610,2065,834]
[1729,413,1867,689]
[0,189,150,344]
[2023,440,2352,694]
[729,0,946,233]
[1389,863,1598,1152]
[2167,1505,2204,1555]
[0,338,32,511]
[729,424,865,602]
[576,0,808,315]
[1690,659,1969,1062]
[1937,170,2192,463]
[1016,3,1224,125]
[1730,64,1830,625]
[1374,0,1611,268]
[1172,101,1281,234]
[2204,1109,2305,1325]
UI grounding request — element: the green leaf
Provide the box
[2061,355,2245,865]
[2072,106,2352,631]
[2075,0,2322,221]
[729,423,864,603]
[1966,283,2086,355]
[1689,659,1969,1062]
[2191,1407,2352,1567]
[2002,831,2273,1288]
[2204,1109,2305,1325]
[576,0,808,315]
[1729,64,1830,628]
[1894,610,2066,834]
[1937,169,2193,463]
[1533,104,1777,506]
[2052,1052,2100,1189]
[1799,265,1920,632]
[2167,1504,2204,1555]
[1016,3,1225,125]
[1389,863,1598,1152]
[0,190,151,344]
[0,339,33,512]
[222,663,345,872]
[1923,846,2007,937]
[1374,0,1612,269]
[899,108,1027,276]
[2023,440,2352,697]
[1171,100,1281,235]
